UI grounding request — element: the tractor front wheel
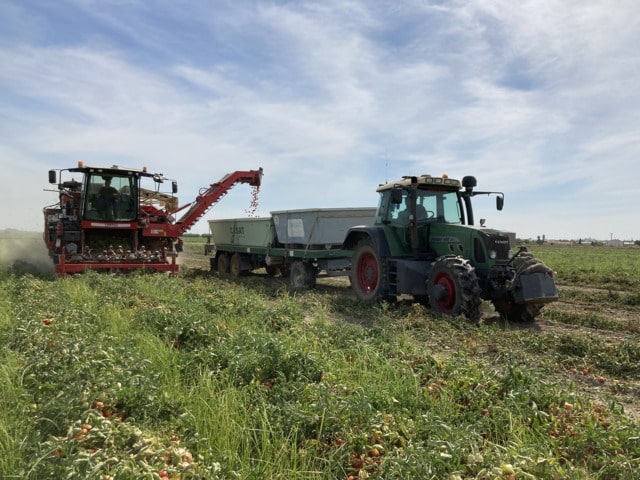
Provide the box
[492,298,543,323]
[493,251,551,322]
[427,256,481,321]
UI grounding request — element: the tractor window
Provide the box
[84,174,137,221]
[386,190,411,225]
[379,188,464,226]
[416,189,463,224]
[440,191,463,224]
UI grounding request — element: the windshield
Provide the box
[84,173,137,221]
[381,188,463,225]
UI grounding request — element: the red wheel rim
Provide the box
[434,271,456,312]
[356,251,378,294]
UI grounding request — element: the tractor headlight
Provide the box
[488,250,497,260]
[508,250,514,259]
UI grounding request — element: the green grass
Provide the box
[1,244,639,479]
[528,244,640,290]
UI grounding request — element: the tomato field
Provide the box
[1,235,639,479]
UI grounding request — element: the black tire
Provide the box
[230,253,247,278]
[265,265,279,276]
[513,250,554,275]
[493,252,551,322]
[217,253,230,275]
[492,298,543,323]
[290,261,316,289]
[350,239,391,302]
[427,255,482,321]
[279,265,290,278]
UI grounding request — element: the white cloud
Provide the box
[0,0,639,240]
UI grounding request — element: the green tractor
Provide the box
[344,174,558,322]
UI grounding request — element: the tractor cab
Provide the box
[375,175,467,257]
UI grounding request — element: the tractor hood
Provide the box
[476,228,516,259]
[426,224,516,266]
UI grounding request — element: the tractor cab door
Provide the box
[379,189,416,255]
[84,173,138,222]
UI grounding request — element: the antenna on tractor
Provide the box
[384,150,389,183]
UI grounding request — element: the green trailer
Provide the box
[207,208,376,288]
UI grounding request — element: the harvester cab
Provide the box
[346,173,558,322]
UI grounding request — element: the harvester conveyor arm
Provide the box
[172,168,263,235]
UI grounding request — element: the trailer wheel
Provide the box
[351,239,391,302]
[230,253,247,278]
[427,256,481,321]
[290,261,316,289]
[217,253,230,275]
[279,265,290,278]
[265,265,279,276]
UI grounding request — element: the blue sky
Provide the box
[1,0,638,240]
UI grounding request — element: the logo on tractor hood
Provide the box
[431,236,461,243]
[90,222,131,228]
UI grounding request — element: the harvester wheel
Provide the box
[427,256,482,321]
[217,253,230,275]
[290,261,316,289]
[351,239,391,302]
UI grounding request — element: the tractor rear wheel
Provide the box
[427,256,482,321]
[351,239,391,302]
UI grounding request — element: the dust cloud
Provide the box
[0,232,54,275]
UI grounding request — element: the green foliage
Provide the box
[0,265,639,479]
[529,245,640,290]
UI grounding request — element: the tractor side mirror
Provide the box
[48,170,57,184]
[172,181,178,194]
[496,195,504,211]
